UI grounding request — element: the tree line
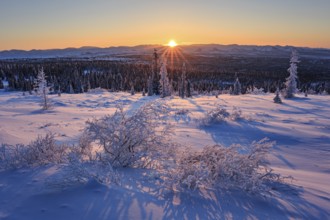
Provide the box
[0,52,329,95]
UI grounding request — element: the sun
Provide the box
[168,40,178,48]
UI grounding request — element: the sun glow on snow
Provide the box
[168,40,178,48]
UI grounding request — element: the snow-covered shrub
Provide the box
[46,151,120,188]
[169,149,210,190]
[0,133,68,170]
[246,87,265,95]
[175,108,190,116]
[199,106,230,125]
[307,88,316,95]
[170,138,281,193]
[230,106,243,120]
[199,106,243,125]
[320,90,328,96]
[1,134,120,187]
[87,87,108,94]
[0,143,26,170]
[83,101,174,168]
[173,109,191,123]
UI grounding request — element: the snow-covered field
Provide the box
[0,91,329,219]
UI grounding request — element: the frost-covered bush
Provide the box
[87,87,108,94]
[175,109,190,116]
[199,106,243,125]
[320,90,328,96]
[170,138,281,193]
[168,149,210,190]
[230,106,243,120]
[83,101,174,168]
[0,133,67,170]
[0,143,26,169]
[46,151,120,188]
[199,106,230,125]
[1,133,121,187]
[246,87,265,95]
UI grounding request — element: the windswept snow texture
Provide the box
[0,91,329,219]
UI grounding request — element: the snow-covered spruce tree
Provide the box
[180,62,187,98]
[35,67,51,110]
[159,60,171,98]
[87,78,91,92]
[57,84,61,96]
[284,50,299,98]
[273,87,282,104]
[321,89,328,95]
[233,77,241,95]
[68,82,74,94]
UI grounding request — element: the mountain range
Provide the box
[1,44,329,60]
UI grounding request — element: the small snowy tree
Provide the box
[284,50,299,98]
[68,82,74,94]
[35,67,51,110]
[233,77,241,95]
[87,79,91,92]
[58,84,61,96]
[273,87,282,104]
[159,60,171,98]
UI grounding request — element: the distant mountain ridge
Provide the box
[1,44,330,60]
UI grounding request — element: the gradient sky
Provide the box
[0,0,329,50]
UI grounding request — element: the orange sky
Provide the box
[1,0,329,50]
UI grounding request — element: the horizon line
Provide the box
[1,43,330,53]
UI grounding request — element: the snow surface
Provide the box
[0,91,329,219]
